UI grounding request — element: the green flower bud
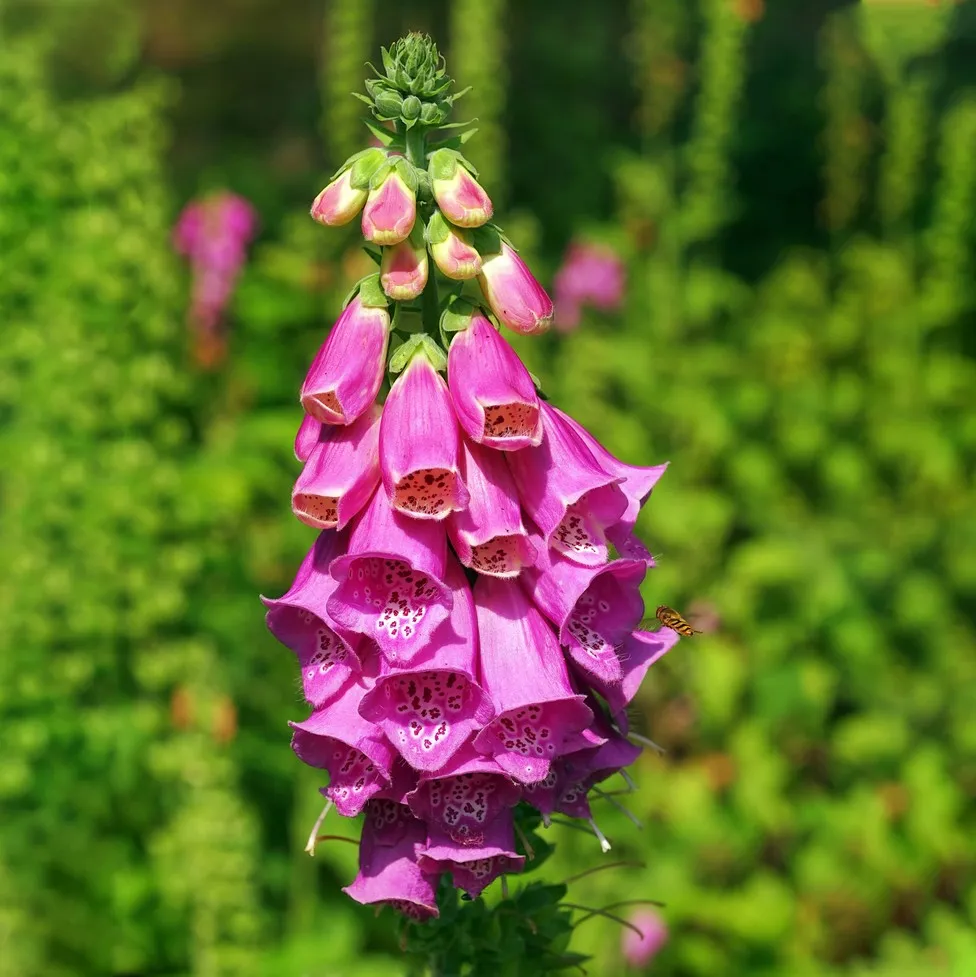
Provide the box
[419,101,441,125]
[373,90,403,119]
[401,95,422,121]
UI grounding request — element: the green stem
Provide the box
[405,125,427,168]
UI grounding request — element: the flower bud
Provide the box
[478,238,553,335]
[380,229,429,301]
[311,148,386,227]
[401,95,422,121]
[362,158,418,245]
[373,90,404,119]
[426,210,481,280]
[428,149,493,228]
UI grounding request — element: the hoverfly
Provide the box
[641,604,701,637]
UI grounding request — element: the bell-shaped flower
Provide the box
[380,338,469,520]
[300,279,391,426]
[622,910,669,969]
[311,148,387,227]
[524,543,645,686]
[292,406,381,530]
[262,531,361,707]
[328,487,453,665]
[290,676,396,816]
[583,627,679,727]
[343,798,439,920]
[406,744,521,847]
[359,560,493,772]
[477,231,553,335]
[553,406,668,564]
[419,809,524,898]
[447,439,536,578]
[507,404,627,567]
[379,228,428,301]
[362,157,417,245]
[427,210,482,280]
[472,576,593,784]
[428,149,493,228]
[446,303,543,450]
[294,413,323,462]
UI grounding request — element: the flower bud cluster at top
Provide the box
[266,34,683,922]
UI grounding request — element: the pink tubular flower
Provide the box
[584,627,679,727]
[343,799,439,920]
[524,545,645,686]
[362,157,417,245]
[552,241,626,333]
[427,210,482,279]
[290,677,396,816]
[428,149,493,228]
[311,148,386,227]
[419,809,524,898]
[507,406,628,567]
[328,487,453,665]
[380,231,429,301]
[478,239,553,336]
[447,438,537,578]
[262,531,361,708]
[446,306,543,450]
[380,348,469,520]
[553,406,667,564]
[300,286,391,426]
[406,744,522,846]
[173,190,258,368]
[472,576,593,784]
[294,413,323,462]
[292,406,381,530]
[622,909,668,968]
[358,560,493,772]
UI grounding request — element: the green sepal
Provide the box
[362,118,399,147]
[427,147,460,182]
[340,273,375,309]
[388,332,447,374]
[392,156,420,193]
[416,168,432,201]
[527,368,544,391]
[361,244,382,267]
[329,146,383,182]
[428,127,479,153]
[347,147,387,189]
[357,273,390,309]
[425,209,451,246]
[392,305,425,334]
[471,223,504,258]
[367,157,394,190]
[439,294,478,334]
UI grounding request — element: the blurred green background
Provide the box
[2,0,975,974]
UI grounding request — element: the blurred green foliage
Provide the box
[1,1,975,976]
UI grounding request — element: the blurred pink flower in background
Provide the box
[552,240,626,333]
[622,908,668,969]
[173,190,258,368]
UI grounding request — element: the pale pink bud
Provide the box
[380,232,429,301]
[362,158,417,245]
[429,149,493,228]
[478,239,553,335]
[311,148,386,227]
[427,210,482,280]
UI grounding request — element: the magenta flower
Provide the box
[472,576,592,784]
[428,149,493,228]
[300,286,391,426]
[622,909,668,968]
[343,799,439,920]
[173,190,257,367]
[311,148,386,227]
[507,405,627,566]
[447,306,543,450]
[552,241,626,333]
[447,439,537,578]
[292,406,381,529]
[291,676,396,816]
[419,810,525,898]
[358,560,493,771]
[262,532,361,708]
[478,239,553,335]
[524,544,645,685]
[362,157,417,245]
[328,487,453,665]
[294,413,322,462]
[380,231,429,301]
[427,210,482,279]
[380,348,469,520]
[407,744,521,846]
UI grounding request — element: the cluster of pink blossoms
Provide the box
[173,191,258,367]
[264,82,678,924]
[552,240,626,333]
